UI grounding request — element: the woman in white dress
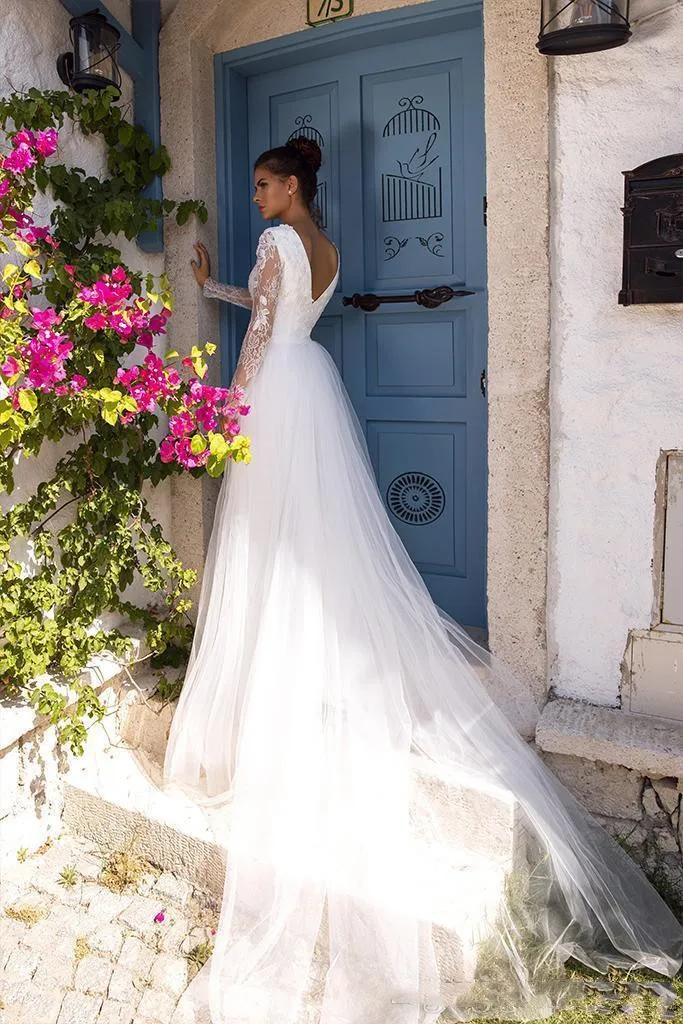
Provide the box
[161,136,683,1024]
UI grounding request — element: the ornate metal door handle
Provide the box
[342,285,474,312]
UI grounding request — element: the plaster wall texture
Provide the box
[160,0,552,695]
[0,0,170,613]
[547,9,683,705]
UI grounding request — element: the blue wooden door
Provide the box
[243,24,487,628]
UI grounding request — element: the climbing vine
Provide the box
[0,88,250,755]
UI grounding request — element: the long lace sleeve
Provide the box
[203,277,252,309]
[230,229,283,390]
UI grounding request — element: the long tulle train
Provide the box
[161,337,683,1024]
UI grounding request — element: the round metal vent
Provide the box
[387,472,445,526]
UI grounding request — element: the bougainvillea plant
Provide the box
[0,88,250,754]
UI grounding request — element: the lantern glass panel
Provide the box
[71,15,121,91]
[538,0,630,53]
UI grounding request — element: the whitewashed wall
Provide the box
[0,0,170,615]
[547,6,683,704]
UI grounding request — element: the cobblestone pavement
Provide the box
[0,831,220,1024]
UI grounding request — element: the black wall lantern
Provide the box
[57,10,122,95]
[537,0,631,54]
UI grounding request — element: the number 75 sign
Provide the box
[307,0,353,26]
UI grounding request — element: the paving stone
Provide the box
[57,991,102,1024]
[97,1002,135,1024]
[116,897,162,940]
[107,968,144,1009]
[0,918,32,969]
[179,927,211,957]
[73,855,107,884]
[30,867,93,905]
[117,938,154,978]
[3,947,40,983]
[75,956,114,996]
[654,826,679,854]
[652,778,681,816]
[0,982,29,1010]
[10,984,65,1024]
[85,924,125,959]
[82,890,137,931]
[148,953,188,999]
[135,988,176,1022]
[155,918,188,956]
[32,950,76,990]
[152,874,192,910]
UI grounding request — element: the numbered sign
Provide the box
[307,0,353,27]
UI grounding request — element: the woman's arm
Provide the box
[191,241,253,309]
[230,229,283,390]
[202,278,253,309]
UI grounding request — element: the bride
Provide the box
[161,136,683,1024]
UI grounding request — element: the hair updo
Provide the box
[254,136,323,225]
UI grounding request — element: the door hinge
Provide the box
[483,195,487,227]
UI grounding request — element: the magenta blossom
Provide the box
[34,129,58,158]
[4,144,36,175]
[84,313,108,331]
[30,308,60,329]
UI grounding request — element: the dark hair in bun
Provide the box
[287,136,322,174]
[254,136,323,225]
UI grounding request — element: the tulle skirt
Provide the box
[161,336,683,1024]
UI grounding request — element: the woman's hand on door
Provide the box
[191,242,211,287]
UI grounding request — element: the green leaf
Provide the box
[17,389,37,414]
[190,434,206,455]
[24,259,42,279]
[101,407,118,426]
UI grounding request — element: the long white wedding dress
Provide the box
[161,222,683,1024]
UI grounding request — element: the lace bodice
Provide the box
[203,224,340,389]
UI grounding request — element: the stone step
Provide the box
[60,680,529,994]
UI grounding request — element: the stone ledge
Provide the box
[536,697,683,778]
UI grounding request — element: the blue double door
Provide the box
[236,21,488,628]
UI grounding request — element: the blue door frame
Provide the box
[214,0,488,627]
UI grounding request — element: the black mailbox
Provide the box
[619,154,683,306]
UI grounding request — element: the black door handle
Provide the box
[342,285,474,312]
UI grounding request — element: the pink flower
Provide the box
[53,384,69,395]
[154,909,166,924]
[13,129,36,148]
[0,179,9,199]
[84,313,108,331]
[70,375,87,391]
[64,264,75,277]
[159,439,175,464]
[1,357,20,377]
[108,313,132,338]
[4,144,36,175]
[35,129,58,157]
[30,308,60,328]
[169,411,194,437]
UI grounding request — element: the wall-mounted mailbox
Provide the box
[619,154,683,306]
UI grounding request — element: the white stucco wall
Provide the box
[0,0,170,614]
[547,7,683,704]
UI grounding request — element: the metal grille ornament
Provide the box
[387,473,445,525]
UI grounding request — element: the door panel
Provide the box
[243,22,487,627]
